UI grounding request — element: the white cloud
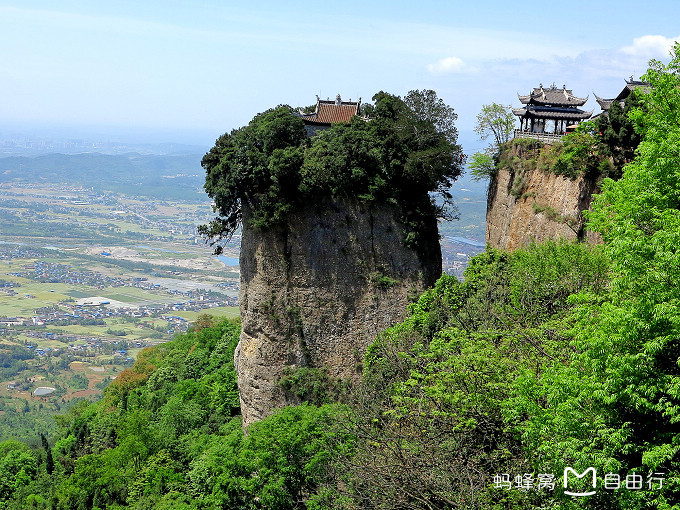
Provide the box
[622,35,679,58]
[442,34,680,131]
[427,56,466,74]
[424,35,679,86]
[468,34,680,92]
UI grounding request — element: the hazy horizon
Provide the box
[1,1,679,148]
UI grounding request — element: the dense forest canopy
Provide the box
[199,90,465,253]
[3,44,680,510]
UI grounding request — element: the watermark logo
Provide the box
[563,467,597,497]
[493,469,665,497]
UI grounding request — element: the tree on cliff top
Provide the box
[469,103,515,181]
[474,103,515,150]
[200,90,465,253]
[595,89,645,179]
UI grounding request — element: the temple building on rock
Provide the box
[594,77,650,115]
[513,84,592,142]
[296,94,361,136]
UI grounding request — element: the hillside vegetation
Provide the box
[200,90,465,254]
[494,72,643,199]
[2,45,680,510]
[0,240,613,509]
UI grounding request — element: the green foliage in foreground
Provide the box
[3,227,677,509]
[0,317,347,510]
[1,240,612,510]
[6,48,680,510]
[335,240,610,509]
[536,44,680,509]
[505,44,680,509]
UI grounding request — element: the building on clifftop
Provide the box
[513,83,592,142]
[295,94,361,136]
[594,77,650,115]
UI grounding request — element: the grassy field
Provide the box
[1,268,173,318]
[174,306,240,321]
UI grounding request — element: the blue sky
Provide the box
[1,1,678,147]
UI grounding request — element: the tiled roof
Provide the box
[594,94,614,111]
[615,79,650,101]
[297,95,361,125]
[594,78,651,112]
[513,106,593,120]
[519,84,588,107]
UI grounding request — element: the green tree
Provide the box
[333,241,609,509]
[187,405,346,509]
[40,433,53,475]
[548,126,609,179]
[403,88,460,144]
[474,103,516,149]
[200,90,464,253]
[470,103,516,182]
[514,42,680,509]
[0,443,38,504]
[468,151,496,181]
[596,88,645,178]
[41,318,242,508]
[200,106,308,251]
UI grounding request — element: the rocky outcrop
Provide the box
[486,144,602,250]
[235,198,441,428]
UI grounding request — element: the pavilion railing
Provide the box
[513,130,564,143]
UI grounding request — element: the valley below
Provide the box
[0,150,485,441]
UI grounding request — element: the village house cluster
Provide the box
[1,258,237,331]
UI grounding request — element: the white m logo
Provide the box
[563,467,597,497]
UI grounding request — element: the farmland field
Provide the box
[0,156,243,440]
[0,150,485,442]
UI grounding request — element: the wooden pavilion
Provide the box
[513,84,592,139]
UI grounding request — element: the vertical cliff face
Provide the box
[236,198,441,427]
[485,142,602,250]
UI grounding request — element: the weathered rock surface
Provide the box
[236,198,441,428]
[486,165,601,251]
